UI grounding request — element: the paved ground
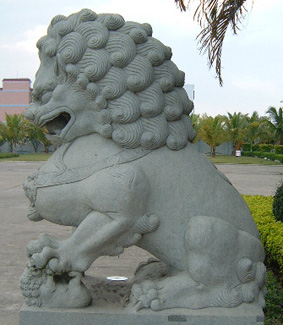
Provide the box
[1,161,282,325]
[216,164,283,196]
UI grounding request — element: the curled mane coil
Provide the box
[75,22,108,49]
[112,120,143,148]
[141,114,168,149]
[109,91,140,124]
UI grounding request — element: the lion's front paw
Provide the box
[30,247,74,273]
[28,234,71,272]
[27,233,59,256]
[28,235,88,273]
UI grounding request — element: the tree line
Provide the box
[0,114,51,153]
[191,106,283,157]
[0,106,282,156]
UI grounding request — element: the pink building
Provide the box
[0,78,32,122]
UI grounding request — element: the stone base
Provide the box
[19,276,264,324]
[20,304,264,325]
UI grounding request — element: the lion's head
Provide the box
[25,9,196,150]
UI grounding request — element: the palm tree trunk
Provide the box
[9,142,13,153]
[211,146,216,158]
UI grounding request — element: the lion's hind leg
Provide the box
[130,216,266,311]
[185,216,266,308]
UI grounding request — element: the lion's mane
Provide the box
[35,9,196,150]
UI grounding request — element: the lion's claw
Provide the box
[30,246,58,269]
[48,257,72,273]
[27,233,79,273]
[27,233,59,256]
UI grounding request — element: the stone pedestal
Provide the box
[20,304,264,325]
[20,276,264,324]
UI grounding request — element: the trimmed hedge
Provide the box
[251,144,260,152]
[242,143,251,151]
[242,151,283,163]
[243,195,283,273]
[0,153,19,159]
[242,144,273,152]
[275,145,283,155]
[258,144,273,153]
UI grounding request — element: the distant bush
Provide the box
[273,183,283,222]
[0,153,19,159]
[242,143,251,151]
[242,151,283,163]
[242,144,273,153]
[251,144,260,151]
[274,145,283,155]
[258,144,273,152]
[243,195,283,273]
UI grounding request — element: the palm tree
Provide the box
[224,112,247,155]
[0,122,6,146]
[198,114,227,157]
[38,127,51,153]
[189,113,201,141]
[245,111,272,145]
[175,0,248,85]
[266,107,283,144]
[23,119,51,153]
[0,114,26,152]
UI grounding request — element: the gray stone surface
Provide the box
[19,274,265,324]
[20,303,264,325]
[20,8,267,313]
[1,161,282,324]
[20,137,267,311]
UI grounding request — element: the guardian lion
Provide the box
[21,9,266,311]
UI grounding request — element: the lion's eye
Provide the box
[41,92,52,105]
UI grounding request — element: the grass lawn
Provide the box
[0,153,52,161]
[207,155,283,165]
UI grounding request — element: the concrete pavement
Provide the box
[1,161,282,324]
[216,164,283,196]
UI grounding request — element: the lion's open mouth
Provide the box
[43,112,71,136]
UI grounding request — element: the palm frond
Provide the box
[175,0,187,11]
[176,0,248,86]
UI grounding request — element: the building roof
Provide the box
[2,78,31,82]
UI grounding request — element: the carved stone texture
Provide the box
[21,9,266,311]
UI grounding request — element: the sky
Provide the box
[0,0,282,117]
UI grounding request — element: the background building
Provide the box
[0,79,32,122]
[184,84,195,101]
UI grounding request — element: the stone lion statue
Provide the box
[21,9,266,312]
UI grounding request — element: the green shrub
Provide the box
[251,144,260,151]
[243,195,283,273]
[0,153,19,159]
[258,144,273,153]
[242,143,251,151]
[273,183,283,222]
[242,151,283,163]
[274,145,283,154]
[265,270,283,324]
